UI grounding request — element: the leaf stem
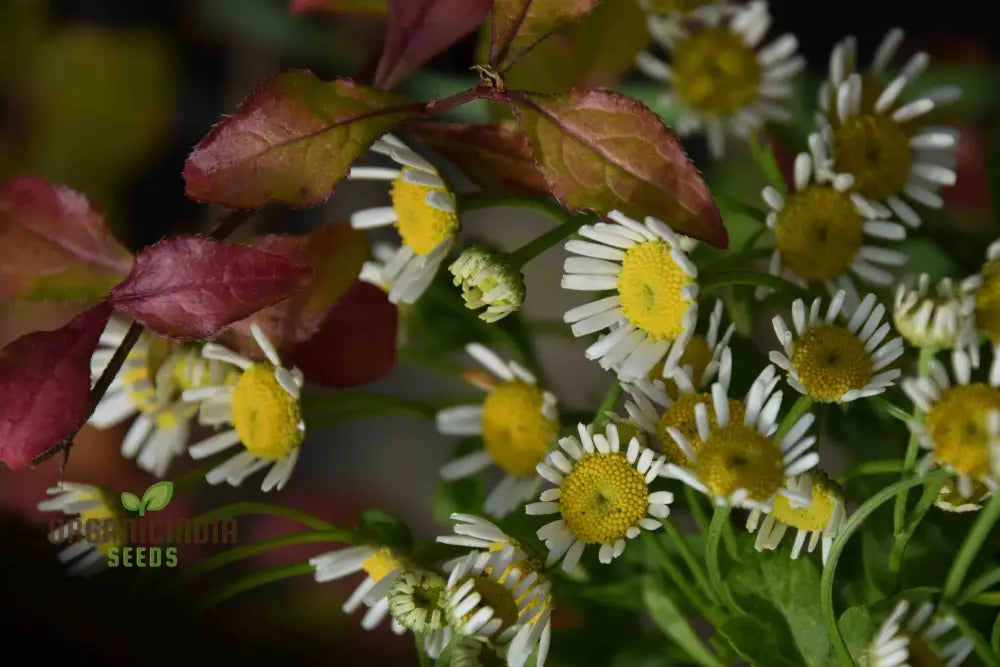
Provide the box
[591,379,622,428]
[662,520,718,604]
[684,486,711,535]
[457,191,572,224]
[869,396,913,424]
[959,567,1000,606]
[706,506,740,612]
[507,216,590,270]
[698,268,811,299]
[194,561,315,612]
[748,133,787,196]
[776,395,813,441]
[422,86,506,115]
[835,459,903,485]
[943,491,1000,602]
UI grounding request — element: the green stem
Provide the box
[591,379,622,428]
[643,532,715,619]
[706,506,740,612]
[776,395,814,441]
[507,217,589,270]
[684,486,710,535]
[698,268,811,299]
[299,392,442,428]
[941,604,1000,667]
[662,520,718,604]
[188,502,335,532]
[889,474,948,578]
[944,492,1000,602]
[432,633,462,667]
[822,473,940,666]
[456,192,571,224]
[967,592,1000,606]
[194,561,315,612]
[889,346,935,578]
[835,459,903,485]
[749,132,788,196]
[992,613,1000,654]
[162,530,355,592]
[959,567,1000,606]
[416,636,432,667]
[869,396,913,424]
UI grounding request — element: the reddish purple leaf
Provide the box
[109,236,313,340]
[490,0,601,72]
[374,0,491,90]
[509,89,727,247]
[184,72,418,208]
[0,176,132,301]
[409,120,549,196]
[290,280,397,388]
[0,302,111,470]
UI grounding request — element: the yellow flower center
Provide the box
[362,548,402,582]
[646,0,715,13]
[774,186,863,282]
[390,168,458,256]
[924,383,1000,478]
[772,480,838,531]
[671,27,762,116]
[458,576,521,632]
[790,325,873,402]
[657,392,745,465]
[694,423,784,501]
[834,114,913,200]
[480,381,558,477]
[559,453,649,544]
[651,335,714,396]
[618,240,694,340]
[122,340,170,415]
[79,490,122,555]
[974,258,1000,344]
[231,364,303,461]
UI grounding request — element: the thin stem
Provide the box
[749,132,787,196]
[821,473,941,666]
[299,391,442,428]
[967,592,1000,606]
[684,486,711,535]
[416,635,432,667]
[992,613,1000,654]
[835,459,903,485]
[422,86,506,115]
[889,474,948,577]
[959,567,1000,606]
[869,396,913,424]
[940,604,1000,667]
[195,561,315,612]
[162,530,355,592]
[776,395,814,441]
[706,506,740,612]
[662,520,718,604]
[698,268,811,299]
[591,379,622,428]
[188,501,336,532]
[944,491,1000,602]
[508,217,589,270]
[457,191,572,224]
[643,532,715,619]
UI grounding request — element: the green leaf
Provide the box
[643,584,724,667]
[507,88,727,247]
[184,72,418,208]
[120,491,141,512]
[830,606,874,667]
[289,0,387,14]
[490,0,601,73]
[141,481,174,513]
[357,509,413,552]
[581,578,647,611]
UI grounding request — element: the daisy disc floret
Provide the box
[562,210,699,381]
[309,545,407,634]
[38,483,122,576]
[349,133,459,304]
[962,238,1000,357]
[449,245,526,323]
[636,1,803,156]
[867,600,973,667]
[183,323,305,492]
[437,344,559,517]
[895,273,975,351]
[771,291,903,403]
[817,29,961,228]
[903,349,1000,497]
[662,365,820,510]
[527,423,672,570]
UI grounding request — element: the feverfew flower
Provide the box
[449,245,525,323]
[309,545,407,634]
[38,483,121,576]
[866,600,972,667]
[349,134,459,304]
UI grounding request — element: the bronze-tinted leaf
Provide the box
[490,0,600,72]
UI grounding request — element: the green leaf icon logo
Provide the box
[139,481,174,515]
[120,491,141,512]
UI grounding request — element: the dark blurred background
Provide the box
[1,1,997,665]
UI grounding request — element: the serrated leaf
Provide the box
[184,72,418,208]
[120,491,141,512]
[289,280,397,388]
[141,480,174,512]
[0,176,132,301]
[357,508,413,552]
[373,0,491,90]
[289,0,387,14]
[508,89,727,247]
[643,584,723,667]
[109,236,313,341]
[490,0,600,73]
[409,120,548,196]
[0,302,111,470]
[221,222,368,355]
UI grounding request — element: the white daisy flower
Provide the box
[357,242,399,292]
[38,483,120,576]
[895,273,976,352]
[745,470,846,563]
[960,237,1000,362]
[902,348,1000,498]
[760,137,908,296]
[387,570,451,657]
[770,291,904,403]
[449,245,525,323]
[527,422,672,570]
[636,0,804,157]
[867,600,973,667]
[816,28,961,228]
[437,513,518,553]
[661,364,820,510]
[309,545,406,634]
[90,318,237,477]
[436,344,559,518]
[349,134,459,304]
[182,323,305,492]
[562,210,699,382]
[934,480,992,514]
[443,549,552,667]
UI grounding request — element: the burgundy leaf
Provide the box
[374,0,491,90]
[0,302,111,470]
[289,280,397,388]
[0,176,132,301]
[490,0,601,72]
[184,72,418,208]
[109,236,313,340]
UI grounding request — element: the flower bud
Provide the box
[893,274,973,349]
[448,245,525,323]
